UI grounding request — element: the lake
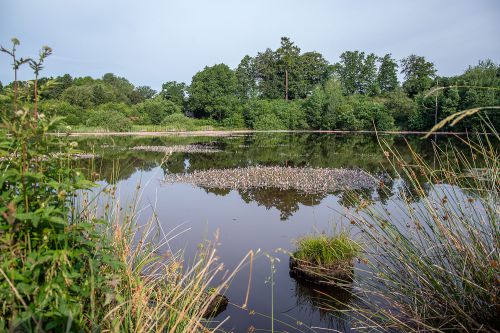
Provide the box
[73,132,462,332]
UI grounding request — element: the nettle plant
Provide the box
[0,38,122,331]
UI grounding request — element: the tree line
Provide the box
[1,37,499,131]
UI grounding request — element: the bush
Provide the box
[244,99,307,130]
[161,113,217,131]
[0,112,123,331]
[350,95,395,131]
[39,99,85,125]
[86,107,132,132]
[60,83,120,108]
[384,89,417,130]
[303,79,345,130]
[133,98,181,125]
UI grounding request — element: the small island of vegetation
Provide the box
[290,233,360,285]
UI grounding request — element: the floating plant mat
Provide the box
[130,145,221,154]
[164,166,377,194]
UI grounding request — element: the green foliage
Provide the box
[303,79,395,131]
[39,99,85,126]
[40,74,73,100]
[235,55,258,99]
[383,88,416,129]
[129,85,156,104]
[377,54,399,93]
[244,99,307,130]
[188,64,239,121]
[0,36,497,133]
[60,83,115,108]
[401,54,437,97]
[133,97,181,125]
[350,95,395,131]
[336,51,380,95]
[86,103,132,131]
[161,113,218,131]
[160,81,186,106]
[293,233,359,266]
[303,79,345,129]
[101,72,134,103]
[253,37,330,100]
[0,109,124,331]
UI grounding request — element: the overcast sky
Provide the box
[1,0,499,90]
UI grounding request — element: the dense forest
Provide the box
[1,37,499,132]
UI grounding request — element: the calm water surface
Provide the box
[74,133,462,332]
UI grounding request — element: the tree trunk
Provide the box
[285,69,289,101]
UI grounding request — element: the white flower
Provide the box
[15,110,24,117]
[39,113,45,119]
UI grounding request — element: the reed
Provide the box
[347,119,499,332]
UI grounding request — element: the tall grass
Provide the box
[347,122,499,331]
[293,233,359,266]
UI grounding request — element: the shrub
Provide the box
[87,108,132,132]
[244,99,307,130]
[133,98,181,125]
[39,99,86,125]
[60,83,119,108]
[161,113,217,131]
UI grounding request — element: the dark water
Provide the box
[73,133,462,332]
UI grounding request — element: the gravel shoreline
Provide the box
[164,166,377,194]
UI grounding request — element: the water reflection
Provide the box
[69,133,485,331]
[290,277,353,330]
[73,133,450,221]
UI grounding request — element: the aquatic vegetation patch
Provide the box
[290,233,359,285]
[164,166,377,194]
[131,144,221,154]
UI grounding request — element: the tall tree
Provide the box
[337,51,379,95]
[400,55,436,97]
[377,54,399,93]
[361,53,380,96]
[102,73,135,103]
[130,85,156,104]
[160,81,186,106]
[297,51,331,98]
[43,74,73,100]
[254,48,282,99]
[337,51,365,95]
[235,55,258,99]
[276,37,301,100]
[187,64,238,121]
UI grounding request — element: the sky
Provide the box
[1,0,499,90]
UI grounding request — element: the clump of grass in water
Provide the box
[290,233,360,287]
[345,115,499,332]
[293,233,360,266]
